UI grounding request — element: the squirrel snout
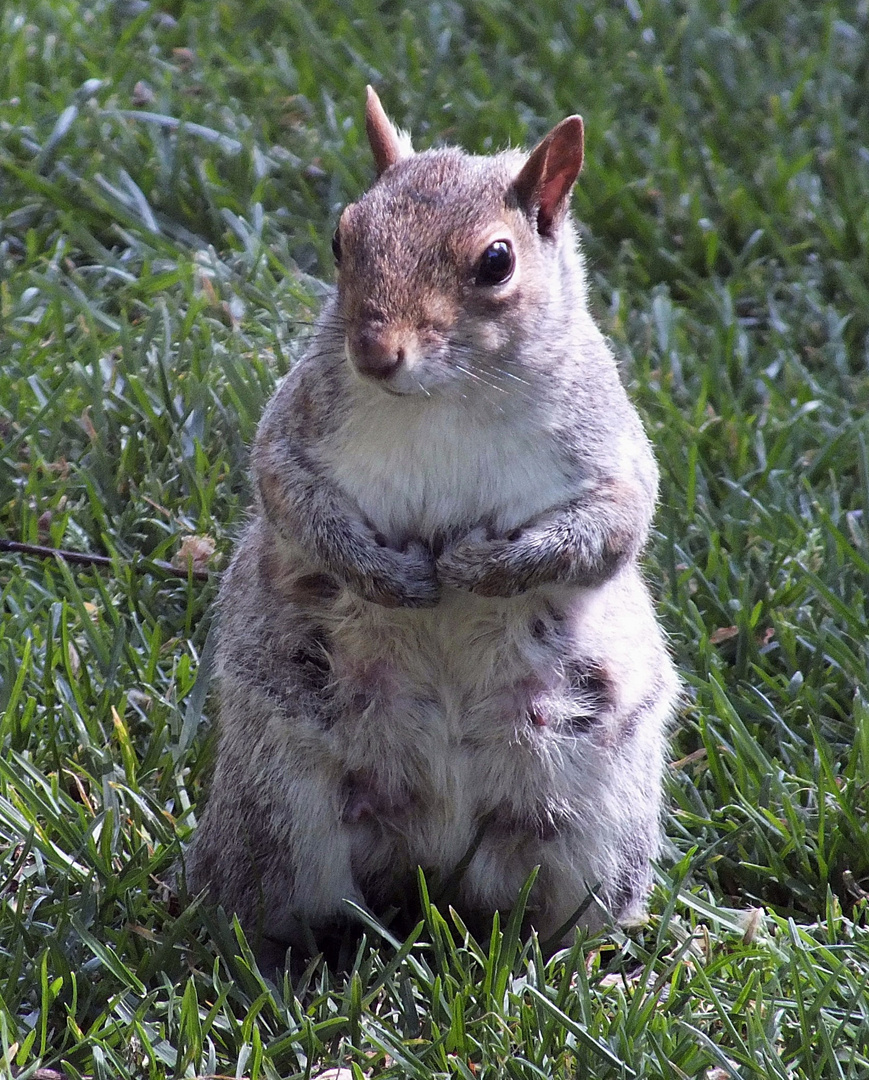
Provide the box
[347,326,412,383]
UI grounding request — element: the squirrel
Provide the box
[185,87,679,964]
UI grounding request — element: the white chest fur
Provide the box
[326,387,575,543]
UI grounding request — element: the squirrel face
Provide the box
[332,89,585,398]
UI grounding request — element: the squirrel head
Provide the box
[332,87,586,398]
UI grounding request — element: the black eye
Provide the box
[476,240,514,286]
[331,228,342,265]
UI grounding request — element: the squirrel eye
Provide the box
[476,240,515,286]
[331,228,342,265]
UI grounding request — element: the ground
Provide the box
[0,0,868,1076]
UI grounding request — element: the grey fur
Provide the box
[185,93,679,959]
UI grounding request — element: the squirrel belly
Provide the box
[192,506,675,950]
[184,88,679,960]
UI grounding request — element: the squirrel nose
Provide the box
[349,326,408,381]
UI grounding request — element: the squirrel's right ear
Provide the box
[365,86,413,176]
[513,115,584,238]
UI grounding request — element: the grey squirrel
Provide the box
[185,87,679,962]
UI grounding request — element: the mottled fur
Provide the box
[185,89,679,959]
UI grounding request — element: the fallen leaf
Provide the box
[131,80,155,107]
[172,534,216,572]
[80,408,97,442]
[740,906,764,944]
[172,47,196,68]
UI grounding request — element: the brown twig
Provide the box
[0,538,211,581]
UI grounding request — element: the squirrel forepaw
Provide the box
[437,530,531,597]
[351,540,441,608]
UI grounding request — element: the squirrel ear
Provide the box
[365,85,412,176]
[513,116,584,237]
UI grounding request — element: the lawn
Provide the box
[1,0,868,1077]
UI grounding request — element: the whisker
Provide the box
[452,367,515,411]
[447,343,535,391]
[453,363,509,395]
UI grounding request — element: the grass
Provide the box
[1,0,868,1076]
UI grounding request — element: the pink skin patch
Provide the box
[333,657,396,715]
[514,674,552,729]
[480,674,555,731]
[527,704,548,727]
[342,771,414,824]
[334,660,412,826]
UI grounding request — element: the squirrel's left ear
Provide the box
[513,116,584,237]
[365,86,413,176]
